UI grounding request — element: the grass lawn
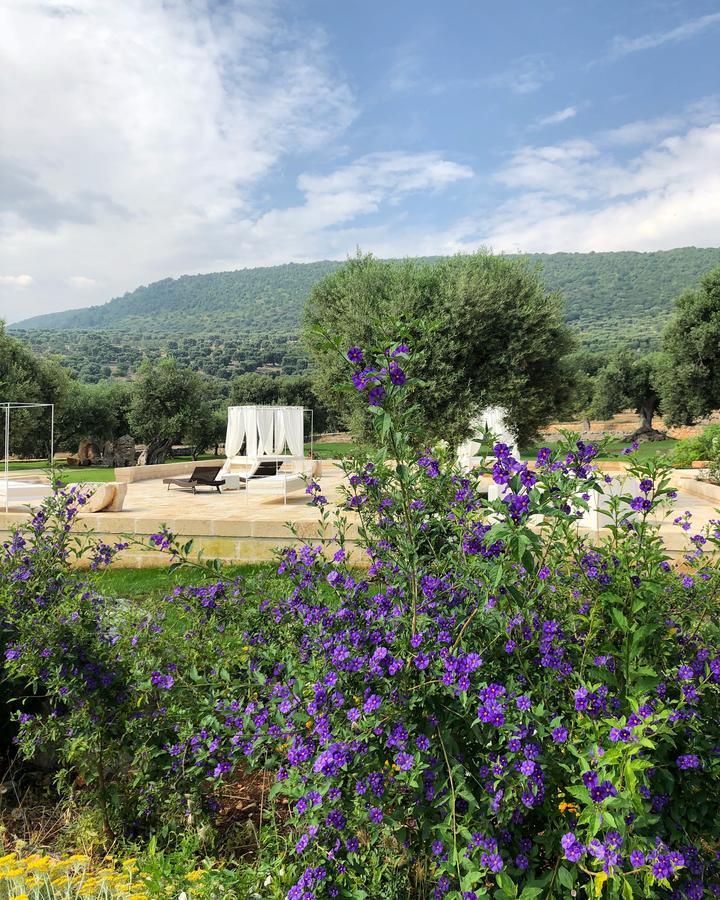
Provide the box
[310,441,361,459]
[95,563,271,599]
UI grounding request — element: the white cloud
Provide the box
[607,11,720,58]
[487,55,552,95]
[474,117,720,253]
[249,152,473,245]
[602,96,720,145]
[0,274,33,287]
[67,275,96,288]
[0,0,359,320]
[534,106,578,128]
[0,0,476,322]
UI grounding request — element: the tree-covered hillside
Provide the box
[10,248,720,381]
[14,262,340,334]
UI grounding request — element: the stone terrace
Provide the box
[0,463,717,567]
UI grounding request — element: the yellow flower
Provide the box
[10,894,29,900]
[186,869,206,881]
[558,801,579,813]
[3,867,25,877]
[122,857,138,867]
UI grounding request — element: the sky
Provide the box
[2,0,720,322]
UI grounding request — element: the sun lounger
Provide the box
[163,465,225,493]
[246,472,306,504]
[0,478,53,509]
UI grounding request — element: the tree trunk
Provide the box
[144,437,174,465]
[624,400,666,442]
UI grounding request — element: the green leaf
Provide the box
[496,871,517,897]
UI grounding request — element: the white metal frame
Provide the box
[1,402,55,513]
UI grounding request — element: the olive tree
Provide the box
[303,251,574,447]
[659,267,720,426]
[591,349,667,441]
[127,358,210,464]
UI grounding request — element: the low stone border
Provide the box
[677,476,720,505]
[113,459,225,483]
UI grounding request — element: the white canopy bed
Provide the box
[221,406,314,504]
[1,402,55,512]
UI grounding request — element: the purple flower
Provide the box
[150,671,174,690]
[395,752,414,771]
[561,832,585,863]
[347,346,364,363]
[368,806,383,823]
[363,694,382,714]
[388,361,406,386]
[677,753,700,770]
[368,385,386,406]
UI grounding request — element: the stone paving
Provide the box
[0,464,718,566]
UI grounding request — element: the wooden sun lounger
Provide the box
[163,465,225,493]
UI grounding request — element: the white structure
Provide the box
[457,405,518,473]
[1,402,55,512]
[221,405,313,502]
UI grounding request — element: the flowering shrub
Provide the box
[2,342,720,898]
[225,344,718,898]
[0,489,274,841]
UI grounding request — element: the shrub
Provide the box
[2,342,720,898]
[0,489,274,842]
[670,424,720,467]
[229,343,720,898]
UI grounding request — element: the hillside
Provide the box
[10,248,720,381]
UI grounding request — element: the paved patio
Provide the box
[0,464,717,566]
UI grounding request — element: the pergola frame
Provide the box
[224,405,314,461]
[1,402,55,513]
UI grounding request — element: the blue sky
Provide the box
[2,0,720,319]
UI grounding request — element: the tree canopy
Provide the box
[660,267,720,426]
[127,358,210,464]
[303,252,574,447]
[591,349,666,438]
[0,322,70,457]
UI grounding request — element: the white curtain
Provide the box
[285,407,304,458]
[244,407,258,458]
[224,407,246,458]
[257,407,275,456]
[273,407,287,454]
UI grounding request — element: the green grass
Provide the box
[4,460,119,482]
[310,441,361,459]
[94,563,271,599]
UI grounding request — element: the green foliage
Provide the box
[55,380,132,450]
[671,424,720,467]
[127,358,213,462]
[10,249,720,380]
[660,266,720,426]
[229,372,337,434]
[591,349,665,431]
[0,322,70,457]
[304,252,574,446]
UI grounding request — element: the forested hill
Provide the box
[14,261,341,333]
[12,247,720,352]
